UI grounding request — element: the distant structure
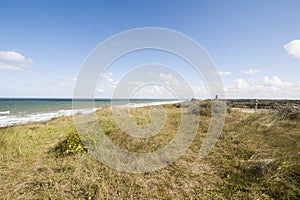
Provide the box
[255,99,258,111]
[190,98,199,102]
[215,95,218,100]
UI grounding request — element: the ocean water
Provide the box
[0,98,183,127]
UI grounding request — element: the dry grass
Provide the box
[0,103,299,199]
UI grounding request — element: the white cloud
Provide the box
[130,84,176,99]
[0,63,23,72]
[101,72,114,82]
[95,72,118,94]
[283,39,300,59]
[158,73,194,98]
[263,76,292,87]
[137,85,164,95]
[60,76,76,81]
[214,71,231,76]
[192,86,209,99]
[44,76,77,91]
[0,50,34,65]
[57,82,68,88]
[100,72,118,87]
[128,81,142,87]
[159,73,182,86]
[224,76,299,98]
[96,72,194,98]
[25,69,39,75]
[234,78,249,89]
[0,50,34,72]
[96,86,105,92]
[244,68,260,74]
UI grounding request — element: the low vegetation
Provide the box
[0,102,299,199]
[276,104,300,120]
[51,129,87,157]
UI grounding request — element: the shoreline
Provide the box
[0,100,185,128]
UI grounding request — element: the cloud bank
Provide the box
[225,76,300,99]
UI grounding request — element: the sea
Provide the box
[0,98,184,128]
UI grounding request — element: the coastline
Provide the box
[0,100,185,128]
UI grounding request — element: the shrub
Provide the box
[51,129,87,156]
[276,105,300,120]
[184,100,228,116]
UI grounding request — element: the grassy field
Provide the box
[0,103,299,199]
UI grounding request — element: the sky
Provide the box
[0,0,300,99]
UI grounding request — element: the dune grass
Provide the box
[0,103,299,199]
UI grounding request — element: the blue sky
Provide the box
[0,0,300,99]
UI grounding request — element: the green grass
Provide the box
[0,103,299,199]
